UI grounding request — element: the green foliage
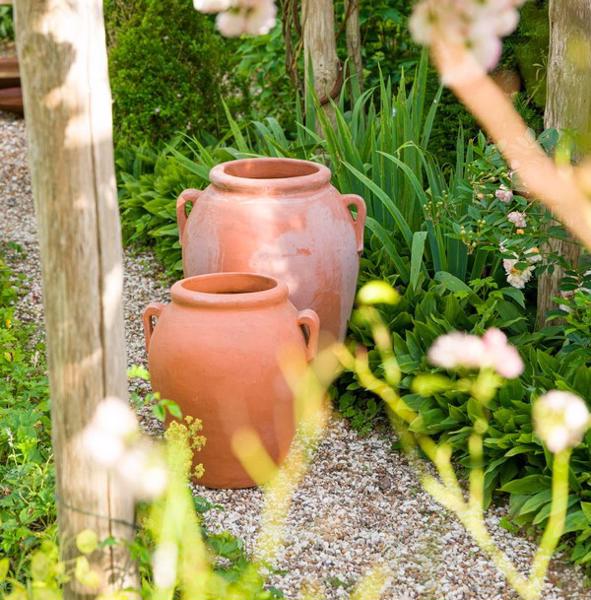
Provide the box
[117,56,475,283]
[0,251,55,586]
[506,0,549,108]
[0,5,13,41]
[548,270,591,353]
[234,22,296,131]
[106,0,249,149]
[116,140,211,276]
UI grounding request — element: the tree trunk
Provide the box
[14,1,137,597]
[537,0,591,328]
[345,0,363,92]
[302,0,339,126]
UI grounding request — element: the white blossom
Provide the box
[193,0,233,13]
[533,391,590,453]
[82,397,138,467]
[82,398,168,501]
[409,0,525,71]
[503,258,534,289]
[216,0,276,37]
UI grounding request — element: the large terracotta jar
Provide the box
[176,158,366,343]
[143,272,319,489]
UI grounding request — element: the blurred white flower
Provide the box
[153,542,178,589]
[467,28,502,71]
[533,391,590,453]
[82,397,138,467]
[117,443,169,501]
[428,327,523,378]
[409,0,525,71]
[495,185,513,203]
[216,0,276,37]
[507,211,527,227]
[408,1,440,46]
[193,0,233,12]
[82,398,168,501]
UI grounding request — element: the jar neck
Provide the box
[209,158,332,196]
[171,273,288,309]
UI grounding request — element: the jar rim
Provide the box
[210,157,331,194]
[171,272,289,309]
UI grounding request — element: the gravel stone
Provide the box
[1,111,590,599]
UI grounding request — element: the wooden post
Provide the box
[302,0,339,125]
[345,0,363,91]
[537,0,590,328]
[14,1,137,596]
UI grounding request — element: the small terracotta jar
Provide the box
[143,273,319,489]
[177,158,366,343]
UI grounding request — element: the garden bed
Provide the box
[2,111,591,599]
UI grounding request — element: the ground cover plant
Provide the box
[0,250,54,583]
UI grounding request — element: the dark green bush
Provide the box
[106,0,250,149]
[0,6,13,41]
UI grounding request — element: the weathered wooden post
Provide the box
[537,0,591,327]
[14,0,137,596]
[302,0,339,125]
[345,0,363,90]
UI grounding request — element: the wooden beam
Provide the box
[14,1,137,597]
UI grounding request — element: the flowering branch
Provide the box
[409,0,591,251]
[432,40,591,251]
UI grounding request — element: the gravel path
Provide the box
[1,111,590,600]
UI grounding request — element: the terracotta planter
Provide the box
[143,272,319,489]
[177,158,366,343]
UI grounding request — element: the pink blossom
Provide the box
[495,185,513,203]
[481,328,524,378]
[428,328,523,378]
[428,332,487,370]
[507,211,527,227]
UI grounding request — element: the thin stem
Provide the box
[528,449,572,597]
[468,432,484,516]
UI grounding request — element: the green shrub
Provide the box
[0,6,13,41]
[106,0,250,149]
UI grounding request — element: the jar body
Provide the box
[179,159,365,342]
[144,274,317,488]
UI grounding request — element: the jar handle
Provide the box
[143,302,165,353]
[177,189,201,245]
[297,309,320,362]
[342,194,367,254]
